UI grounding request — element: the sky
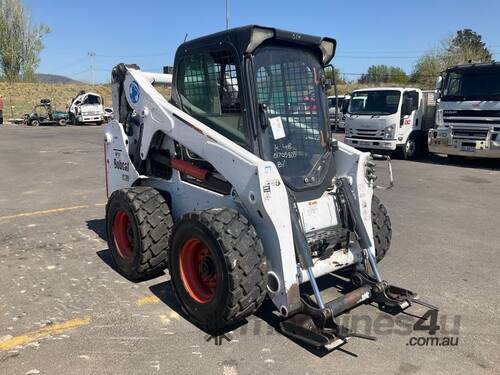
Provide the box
[25,0,500,84]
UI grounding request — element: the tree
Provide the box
[446,29,492,65]
[358,65,409,84]
[410,29,493,88]
[325,66,346,85]
[0,0,50,81]
[410,51,444,88]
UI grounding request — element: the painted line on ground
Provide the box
[0,316,92,351]
[136,295,161,306]
[0,203,105,221]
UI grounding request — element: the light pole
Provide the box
[88,52,95,85]
[225,0,229,30]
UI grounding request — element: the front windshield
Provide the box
[328,97,344,108]
[348,90,401,115]
[253,45,329,186]
[442,68,500,101]
[84,95,102,105]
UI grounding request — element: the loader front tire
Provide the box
[372,195,392,262]
[169,208,267,333]
[106,187,173,281]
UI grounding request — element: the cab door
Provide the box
[401,90,420,130]
[174,47,252,194]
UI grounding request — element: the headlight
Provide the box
[383,125,395,139]
[436,109,444,126]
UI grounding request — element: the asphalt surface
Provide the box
[0,124,499,374]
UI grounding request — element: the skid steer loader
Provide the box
[103,25,435,350]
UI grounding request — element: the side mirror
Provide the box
[323,64,335,91]
[324,78,332,90]
[402,97,413,117]
[435,76,443,92]
[341,100,349,114]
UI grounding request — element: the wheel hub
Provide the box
[179,238,218,304]
[113,210,134,259]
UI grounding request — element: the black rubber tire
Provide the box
[372,195,392,262]
[31,119,40,127]
[58,118,67,126]
[106,187,173,281]
[69,113,78,125]
[397,135,418,160]
[169,208,267,332]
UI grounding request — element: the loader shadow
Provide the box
[150,273,428,357]
[86,218,107,241]
[147,279,342,356]
[95,249,166,282]
[259,273,361,358]
[148,280,248,338]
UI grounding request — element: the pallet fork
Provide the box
[280,177,437,348]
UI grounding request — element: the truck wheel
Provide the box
[31,119,40,127]
[106,187,173,281]
[58,118,67,126]
[169,208,267,332]
[372,195,391,262]
[398,135,420,160]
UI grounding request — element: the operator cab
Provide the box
[171,25,337,201]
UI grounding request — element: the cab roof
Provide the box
[446,61,499,72]
[351,87,420,93]
[175,25,336,66]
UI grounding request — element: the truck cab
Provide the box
[327,95,346,131]
[429,62,500,158]
[69,91,105,125]
[344,87,435,159]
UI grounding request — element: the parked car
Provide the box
[103,107,114,122]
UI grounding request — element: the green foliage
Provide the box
[410,29,493,88]
[446,29,492,64]
[325,66,346,85]
[358,65,409,85]
[0,0,50,82]
[410,51,444,89]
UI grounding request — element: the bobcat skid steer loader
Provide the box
[103,25,435,350]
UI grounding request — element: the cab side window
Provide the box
[177,50,249,149]
[403,91,419,112]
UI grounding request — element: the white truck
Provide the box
[68,91,105,125]
[327,95,348,130]
[344,87,436,159]
[429,62,500,158]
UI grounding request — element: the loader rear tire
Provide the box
[169,208,267,333]
[372,195,391,262]
[106,187,173,281]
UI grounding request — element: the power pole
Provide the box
[225,0,229,30]
[88,52,95,85]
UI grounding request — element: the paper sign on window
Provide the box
[269,116,286,140]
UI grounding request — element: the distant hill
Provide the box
[35,73,82,84]
[0,81,170,119]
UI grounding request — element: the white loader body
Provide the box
[104,67,374,315]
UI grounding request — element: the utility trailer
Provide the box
[103,25,434,350]
[345,88,436,159]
